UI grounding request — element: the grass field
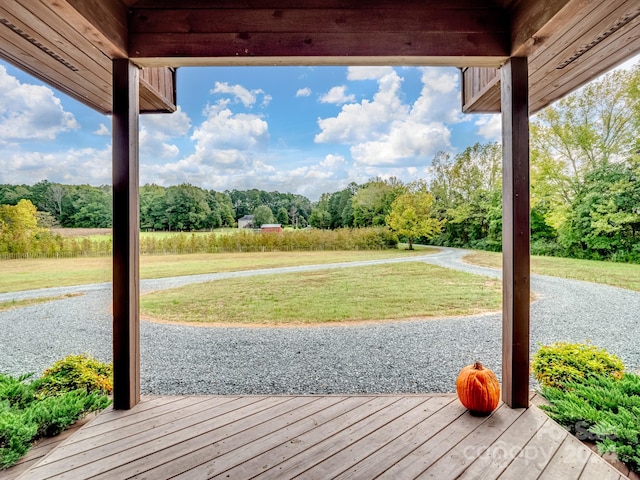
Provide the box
[464,251,640,291]
[0,248,434,293]
[140,262,502,326]
[0,293,83,312]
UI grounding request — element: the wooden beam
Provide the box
[501,57,530,409]
[139,66,177,113]
[128,3,509,60]
[112,59,140,410]
[509,0,572,57]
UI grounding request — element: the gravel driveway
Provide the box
[1,247,638,394]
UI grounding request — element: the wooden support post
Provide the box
[501,57,530,409]
[112,59,140,410]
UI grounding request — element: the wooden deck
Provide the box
[8,394,629,480]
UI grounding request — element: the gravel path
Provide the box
[1,247,638,395]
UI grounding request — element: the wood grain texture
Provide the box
[17,395,632,480]
[501,57,531,409]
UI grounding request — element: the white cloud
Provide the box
[140,106,191,160]
[319,85,356,104]
[315,68,457,168]
[347,66,394,81]
[315,70,407,144]
[475,114,501,140]
[296,87,312,97]
[212,82,270,108]
[94,123,110,136]
[0,65,78,141]
[0,147,110,185]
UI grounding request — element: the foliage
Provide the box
[532,342,624,389]
[0,356,112,470]
[36,354,113,397]
[386,181,444,249]
[540,372,640,474]
[351,177,406,227]
[252,205,275,227]
[0,200,41,254]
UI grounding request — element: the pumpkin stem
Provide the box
[474,361,484,370]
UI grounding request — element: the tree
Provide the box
[352,177,405,227]
[0,199,41,253]
[276,206,289,226]
[253,205,275,227]
[386,182,444,249]
[309,208,331,229]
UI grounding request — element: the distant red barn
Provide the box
[261,224,283,233]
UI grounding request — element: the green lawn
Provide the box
[140,262,502,326]
[0,293,83,312]
[463,250,640,291]
[0,248,434,293]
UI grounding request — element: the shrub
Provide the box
[36,354,113,397]
[540,373,640,474]
[532,342,624,389]
[0,356,112,470]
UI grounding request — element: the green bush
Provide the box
[0,355,113,470]
[532,342,624,389]
[36,354,113,397]
[540,373,640,474]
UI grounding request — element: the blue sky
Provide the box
[0,58,635,200]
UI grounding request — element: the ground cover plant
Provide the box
[532,343,639,474]
[0,354,112,470]
[464,250,640,292]
[140,262,502,325]
[0,247,432,293]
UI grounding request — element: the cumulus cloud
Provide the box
[319,85,356,104]
[0,65,78,141]
[315,70,407,144]
[94,123,110,136]
[475,114,502,140]
[296,87,311,97]
[212,82,270,108]
[0,147,110,185]
[139,106,191,160]
[315,67,458,168]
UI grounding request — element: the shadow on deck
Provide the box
[3,394,629,479]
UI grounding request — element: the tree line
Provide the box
[308,64,640,262]
[0,183,313,231]
[1,63,638,261]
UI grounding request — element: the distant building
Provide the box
[238,215,254,228]
[261,224,283,233]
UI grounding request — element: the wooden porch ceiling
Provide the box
[0,0,638,116]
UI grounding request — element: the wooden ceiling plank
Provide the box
[130,0,499,10]
[527,0,640,107]
[130,31,509,59]
[130,7,506,34]
[509,0,573,56]
[0,34,110,113]
[2,2,112,100]
[49,0,128,59]
[133,55,507,68]
[530,22,640,112]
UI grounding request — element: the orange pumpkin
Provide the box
[456,362,500,416]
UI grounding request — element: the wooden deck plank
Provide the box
[375,402,499,479]
[25,396,283,479]
[131,396,349,479]
[208,396,399,479]
[538,435,593,480]
[169,397,375,480]
[69,396,295,479]
[12,395,633,480]
[299,396,439,478]
[83,395,187,427]
[35,396,237,463]
[417,402,526,479]
[496,415,567,479]
[454,404,548,479]
[254,396,427,479]
[579,453,624,480]
[334,395,461,480]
